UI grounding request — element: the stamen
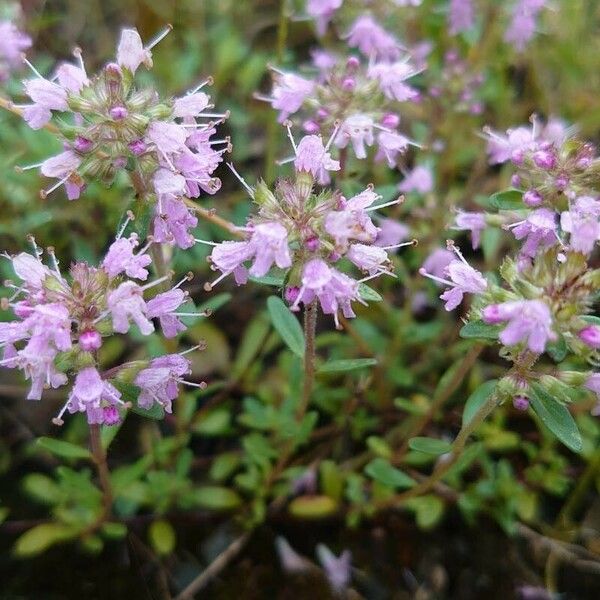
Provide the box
[21,55,45,79]
[141,273,173,291]
[418,267,452,287]
[173,311,209,318]
[189,76,214,94]
[46,247,62,276]
[173,272,194,290]
[180,379,208,389]
[446,241,469,266]
[204,271,229,291]
[226,163,255,199]
[26,234,42,258]
[194,238,219,246]
[15,161,44,172]
[197,112,230,119]
[72,47,87,77]
[367,197,403,212]
[52,400,71,426]
[40,175,71,199]
[284,121,297,154]
[146,24,173,50]
[179,342,207,356]
[116,210,135,240]
[324,121,342,152]
[380,239,418,250]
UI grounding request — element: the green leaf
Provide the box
[581,315,600,326]
[197,292,232,314]
[359,284,383,302]
[460,320,500,340]
[529,384,582,453]
[489,189,524,211]
[148,520,176,556]
[249,274,285,287]
[364,458,416,489]
[408,437,453,456]
[192,407,231,436]
[462,380,498,427]
[288,495,338,519]
[36,437,92,461]
[101,522,128,539]
[14,523,78,557]
[267,296,305,358]
[231,314,271,379]
[190,486,242,510]
[547,335,568,363]
[318,358,378,373]
[23,474,61,504]
[405,495,445,529]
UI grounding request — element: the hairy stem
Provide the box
[299,300,318,418]
[89,423,113,516]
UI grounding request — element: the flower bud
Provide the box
[128,139,147,156]
[342,77,355,91]
[510,174,521,188]
[554,174,569,191]
[285,286,300,304]
[73,136,94,153]
[557,370,589,386]
[511,149,524,165]
[381,113,400,129]
[482,304,503,324]
[523,189,543,207]
[346,56,360,71]
[578,325,600,349]
[109,105,128,121]
[512,396,529,411]
[79,329,102,351]
[103,406,120,426]
[305,236,320,252]
[303,120,320,134]
[533,150,556,170]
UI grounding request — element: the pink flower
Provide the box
[448,0,475,35]
[376,131,411,167]
[271,72,315,122]
[107,281,154,335]
[420,247,487,310]
[485,125,537,164]
[146,121,188,153]
[345,15,402,60]
[347,244,391,275]
[117,28,152,73]
[153,167,187,196]
[102,235,152,280]
[291,259,363,328]
[0,20,31,80]
[336,114,374,159]
[398,166,433,194]
[509,208,557,258]
[482,299,556,353]
[153,196,198,249]
[504,0,546,52]
[11,252,51,289]
[324,188,379,248]
[146,288,188,338]
[24,78,68,112]
[135,354,192,413]
[64,367,123,425]
[207,241,253,287]
[41,150,81,179]
[247,222,292,277]
[374,218,410,249]
[294,135,340,184]
[307,0,343,36]
[56,63,88,93]
[560,196,600,255]
[173,92,210,118]
[454,211,486,249]
[368,61,420,101]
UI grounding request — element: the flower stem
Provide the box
[376,392,499,509]
[89,423,113,516]
[299,300,318,418]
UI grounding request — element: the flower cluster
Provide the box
[204,132,413,328]
[437,121,600,413]
[0,15,31,81]
[0,233,205,424]
[428,49,485,116]
[261,21,421,164]
[16,27,228,248]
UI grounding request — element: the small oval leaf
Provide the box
[36,437,92,460]
[408,437,453,456]
[267,296,305,358]
[462,380,498,427]
[288,495,338,519]
[148,520,176,556]
[318,358,377,373]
